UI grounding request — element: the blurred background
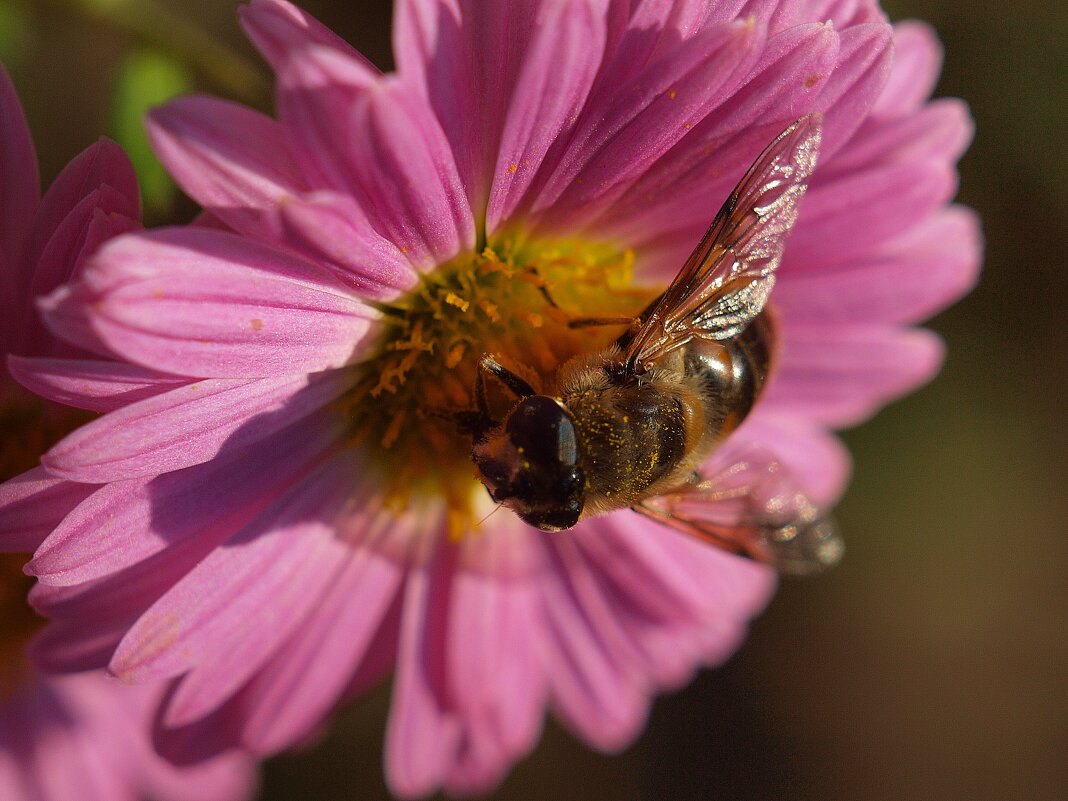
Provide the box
[1,0,1063,799]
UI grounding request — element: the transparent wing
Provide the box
[619,115,822,370]
[632,446,843,576]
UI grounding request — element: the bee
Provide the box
[463,115,842,574]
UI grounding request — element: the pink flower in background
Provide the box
[0,663,255,801]
[1,0,980,797]
[0,64,255,801]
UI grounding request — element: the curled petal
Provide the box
[27,138,138,269]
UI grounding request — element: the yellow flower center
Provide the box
[341,237,657,531]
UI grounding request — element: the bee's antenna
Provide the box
[475,503,505,528]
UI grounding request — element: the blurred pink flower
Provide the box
[0,665,255,801]
[0,0,979,797]
[0,64,256,801]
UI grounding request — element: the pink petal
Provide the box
[441,521,548,793]
[576,512,774,669]
[27,138,138,270]
[786,160,957,265]
[767,0,887,31]
[267,44,380,194]
[525,18,765,234]
[538,531,651,751]
[239,0,379,77]
[385,532,462,798]
[872,20,943,117]
[147,97,308,242]
[8,356,190,412]
[807,21,893,159]
[44,228,380,378]
[724,412,852,507]
[813,97,973,180]
[762,323,945,428]
[483,0,610,233]
[150,681,249,767]
[279,71,474,270]
[393,0,538,214]
[15,683,135,801]
[0,62,39,268]
[235,513,406,754]
[28,532,214,672]
[593,21,840,243]
[135,699,258,801]
[776,205,982,325]
[0,467,97,552]
[13,186,139,358]
[107,454,360,684]
[30,412,344,586]
[27,615,129,673]
[42,369,347,483]
[275,191,418,299]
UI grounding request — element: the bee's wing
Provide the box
[632,446,842,576]
[619,115,822,369]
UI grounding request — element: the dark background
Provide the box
[3,0,1064,799]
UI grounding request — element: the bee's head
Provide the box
[472,395,585,531]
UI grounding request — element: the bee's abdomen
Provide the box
[684,310,775,441]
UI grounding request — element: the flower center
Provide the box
[342,237,656,530]
[0,553,41,702]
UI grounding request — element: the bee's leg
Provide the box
[568,315,635,329]
[452,357,532,441]
[479,356,535,399]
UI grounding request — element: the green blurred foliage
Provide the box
[0,1,32,69]
[110,48,191,220]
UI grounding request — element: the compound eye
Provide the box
[506,396,579,468]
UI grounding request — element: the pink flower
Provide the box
[0,669,256,801]
[0,64,256,801]
[1,0,980,797]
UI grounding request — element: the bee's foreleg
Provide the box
[479,356,536,400]
[567,316,635,329]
